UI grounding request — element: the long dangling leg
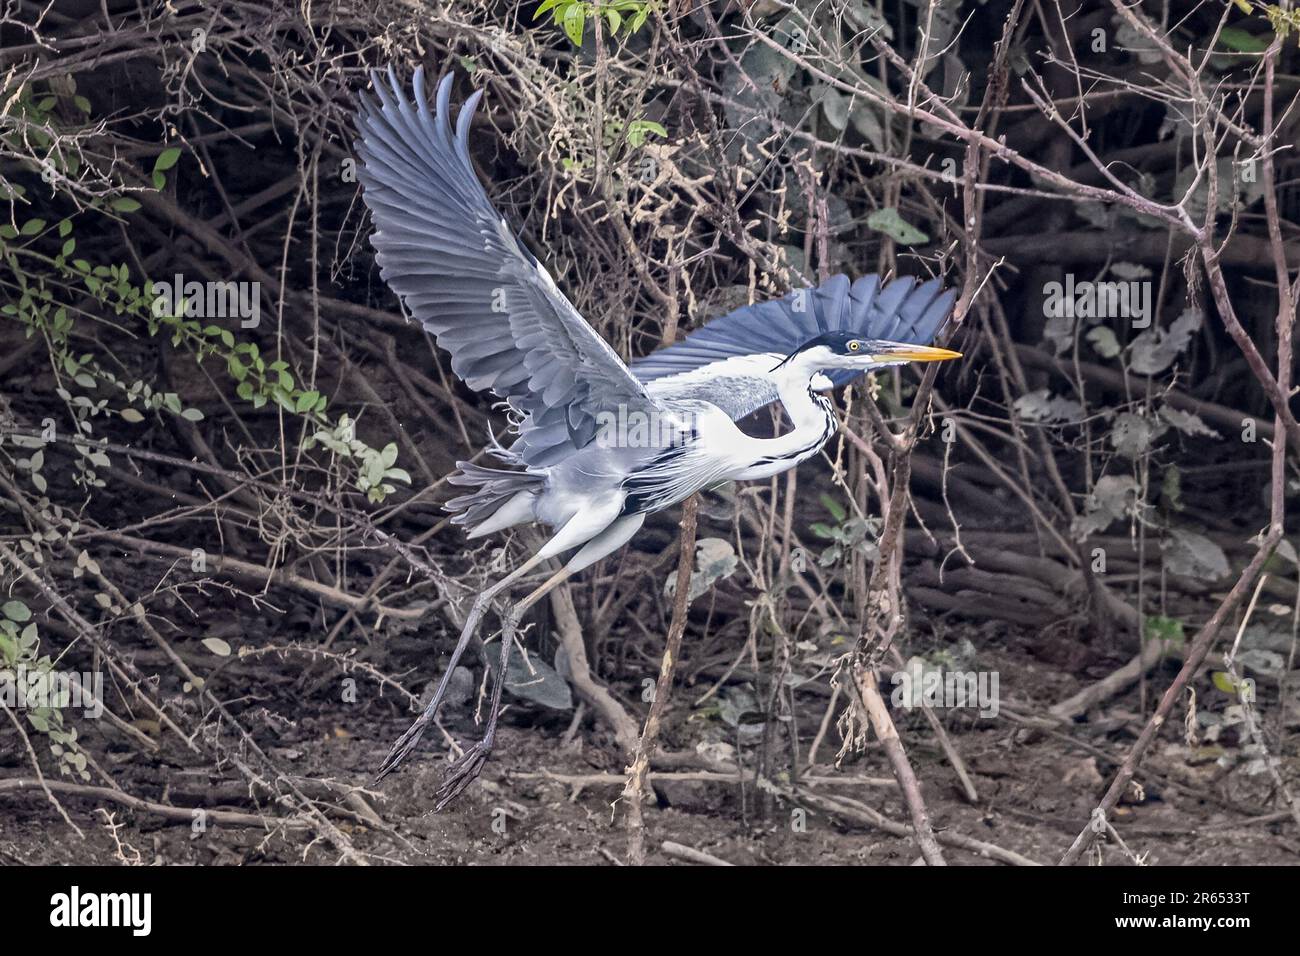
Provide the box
[376,550,548,780]
[434,514,647,806]
[433,562,579,807]
[380,508,625,782]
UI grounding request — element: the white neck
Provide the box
[731,351,837,481]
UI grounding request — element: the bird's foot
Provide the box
[376,714,430,781]
[431,603,512,809]
[434,734,495,811]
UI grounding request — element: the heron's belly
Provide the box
[532,444,631,529]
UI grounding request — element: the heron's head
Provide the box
[785,330,961,375]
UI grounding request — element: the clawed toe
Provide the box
[375,716,429,781]
[434,741,492,810]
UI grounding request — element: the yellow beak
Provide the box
[881,345,962,363]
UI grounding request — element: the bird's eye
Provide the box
[847,340,860,352]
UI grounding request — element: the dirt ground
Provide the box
[2,620,1296,867]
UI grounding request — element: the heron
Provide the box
[354,66,961,807]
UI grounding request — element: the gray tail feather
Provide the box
[444,439,545,528]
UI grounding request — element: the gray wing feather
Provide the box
[356,66,656,466]
[634,273,956,421]
[647,374,783,422]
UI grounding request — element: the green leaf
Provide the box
[627,119,668,147]
[180,407,204,421]
[866,207,928,245]
[562,2,586,45]
[1218,27,1269,53]
[111,197,141,213]
[154,147,182,172]
[2,601,31,623]
[820,493,847,523]
[533,0,565,19]
[20,218,46,236]
[1211,671,1239,694]
[119,408,145,422]
[295,390,320,413]
[1144,614,1184,645]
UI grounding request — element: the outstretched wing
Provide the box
[355,66,657,467]
[632,273,956,421]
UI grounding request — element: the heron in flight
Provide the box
[355,66,960,806]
